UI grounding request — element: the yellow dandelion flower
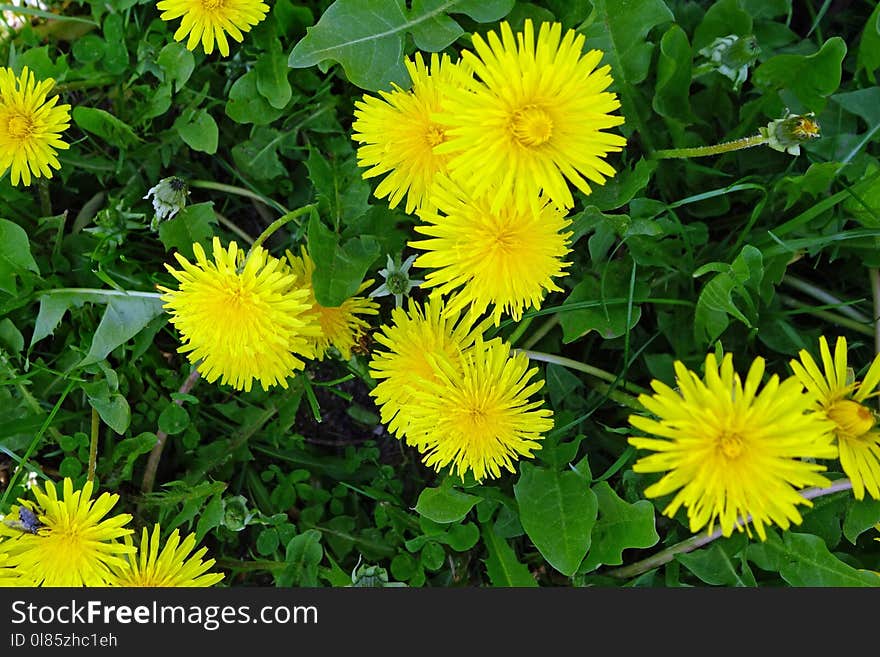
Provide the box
[156,0,269,57]
[0,66,70,187]
[405,338,553,481]
[434,19,627,212]
[0,543,34,586]
[0,478,134,586]
[286,246,379,360]
[159,237,320,392]
[412,176,571,325]
[369,295,489,438]
[352,52,471,214]
[790,336,880,500]
[108,524,223,587]
[629,353,837,540]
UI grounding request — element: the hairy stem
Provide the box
[653,134,767,159]
[250,204,317,255]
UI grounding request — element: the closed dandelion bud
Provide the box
[761,112,821,155]
[144,176,189,229]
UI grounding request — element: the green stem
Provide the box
[604,478,854,580]
[871,268,880,358]
[213,210,255,245]
[783,275,871,323]
[52,76,117,94]
[249,205,317,254]
[88,407,99,483]
[522,316,559,350]
[778,294,873,337]
[36,179,52,216]
[653,134,768,160]
[505,315,533,347]
[189,180,289,215]
[518,349,649,396]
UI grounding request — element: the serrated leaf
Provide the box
[0,219,39,295]
[580,481,659,572]
[176,109,218,154]
[559,260,645,342]
[80,295,167,366]
[415,486,479,523]
[288,0,514,91]
[307,214,380,306]
[73,106,139,149]
[30,290,106,348]
[157,202,218,259]
[778,533,880,587]
[513,462,597,576]
[481,522,537,587]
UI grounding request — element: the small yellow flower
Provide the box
[108,524,224,587]
[286,246,379,360]
[629,353,837,540]
[159,237,321,392]
[790,336,880,500]
[412,176,571,325]
[0,66,70,186]
[156,0,269,57]
[434,20,626,212]
[0,478,134,586]
[352,52,472,214]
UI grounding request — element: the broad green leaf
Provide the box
[0,318,24,354]
[195,494,225,543]
[255,50,293,109]
[157,203,218,259]
[692,0,752,51]
[73,106,139,148]
[415,486,480,523]
[481,522,537,587]
[856,2,880,82]
[307,214,380,307]
[559,260,645,342]
[843,498,880,544]
[777,162,839,210]
[580,0,673,141]
[157,42,195,91]
[231,128,287,181]
[71,34,106,64]
[653,25,694,124]
[281,530,323,587]
[176,109,218,154]
[15,45,68,81]
[80,295,167,366]
[583,159,656,212]
[158,403,189,435]
[0,219,39,295]
[30,290,106,348]
[514,462,597,576]
[87,392,131,435]
[777,533,880,587]
[580,481,659,572]
[693,244,764,344]
[676,534,752,586]
[288,0,514,91]
[305,145,372,225]
[225,70,285,125]
[753,36,847,112]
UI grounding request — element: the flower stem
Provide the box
[604,479,854,580]
[778,294,873,337]
[88,407,99,483]
[652,134,768,160]
[249,204,317,254]
[519,349,649,396]
[783,275,871,323]
[522,316,560,350]
[189,179,289,215]
[36,179,52,216]
[870,268,880,357]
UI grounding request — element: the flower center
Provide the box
[6,114,34,140]
[718,431,744,459]
[827,400,875,438]
[511,105,554,147]
[425,124,446,148]
[201,0,225,9]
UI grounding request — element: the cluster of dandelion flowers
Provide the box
[0,66,70,187]
[159,237,320,392]
[286,246,379,360]
[156,0,269,57]
[628,353,837,540]
[790,336,880,500]
[369,295,489,439]
[108,524,223,587]
[405,338,553,481]
[412,176,572,325]
[0,478,134,586]
[351,52,471,214]
[434,20,626,212]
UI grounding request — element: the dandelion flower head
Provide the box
[629,353,837,540]
[790,336,880,500]
[156,0,269,57]
[0,66,70,187]
[159,237,320,392]
[434,20,626,212]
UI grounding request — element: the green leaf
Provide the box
[157,42,195,91]
[225,70,285,125]
[30,290,107,349]
[71,34,106,64]
[415,486,479,523]
[856,2,880,83]
[157,203,218,259]
[579,0,673,141]
[653,25,694,124]
[677,534,752,586]
[559,260,645,342]
[481,522,537,587]
[513,462,597,576]
[231,128,287,181]
[158,404,190,436]
[282,529,324,586]
[195,494,225,543]
[580,481,659,572]
[288,0,514,91]
[843,498,880,544]
[777,533,880,587]
[176,109,218,154]
[87,392,131,435]
[0,318,24,354]
[307,214,380,307]
[73,106,139,149]
[305,145,371,225]
[692,0,752,51]
[15,46,68,81]
[255,50,293,109]
[0,219,39,295]
[80,295,167,366]
[753,36,847,112]
[110,432,156,482]
[582,158,656,212]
